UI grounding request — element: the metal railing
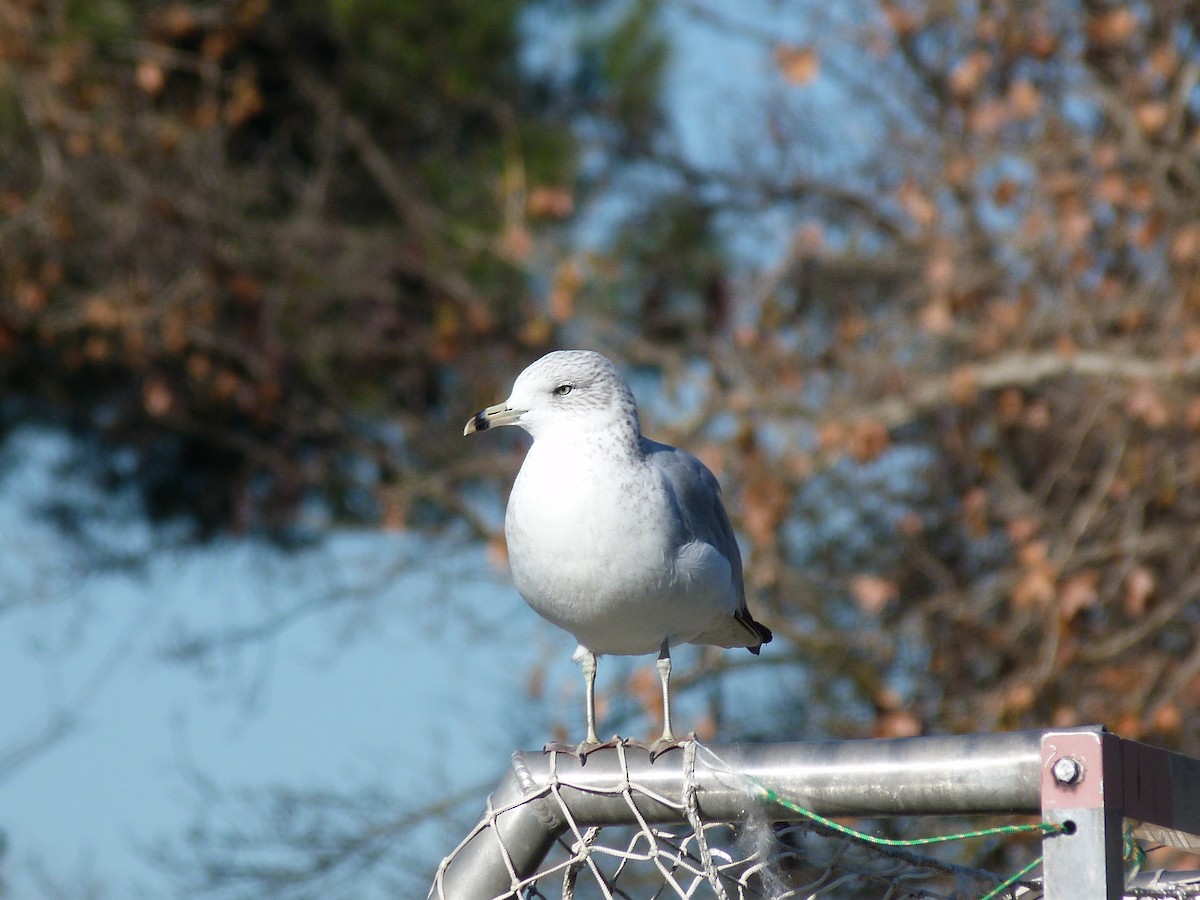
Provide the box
[431,726,1200,899]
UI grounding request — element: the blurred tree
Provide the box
[589,0,1200,757]
[0,0,598,538]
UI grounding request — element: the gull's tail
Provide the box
[693,609,773,654]
[736,609,773,655]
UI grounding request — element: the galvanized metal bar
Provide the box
[431,753,566,900]
[434,730,1046,899]
[433,726,1200,899]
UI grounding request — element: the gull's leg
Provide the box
[579,646,601,748]
[650,639,686,759]
[545,646,610,759]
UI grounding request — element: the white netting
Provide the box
[431,741,1200,900]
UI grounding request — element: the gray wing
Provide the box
[648,441,768,652]
[643,439,771,650]
[642,438,746,609]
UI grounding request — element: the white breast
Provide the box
[504,436,732,655]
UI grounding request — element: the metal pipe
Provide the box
[432,730,1047,899]
[431,753,566,900]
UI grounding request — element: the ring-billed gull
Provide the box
[464,350,772,757]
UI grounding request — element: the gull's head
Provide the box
[464,350,641,442]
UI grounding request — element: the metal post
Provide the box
[1040,728,1125,900]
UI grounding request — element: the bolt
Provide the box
[1052,756,1083,785]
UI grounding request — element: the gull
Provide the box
[464,350,772,757]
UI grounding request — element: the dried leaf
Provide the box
[1135,102,1169,136]
[499,224,533,262]
[155,3,198,38]
[527,186,574,218]
[1018,539,1050,569]
[1051,705,1079,728]
[949,51,990,98]
[1185,396,1200,431]
[136,59,166,96]
[691,710,717,742]
[743,476,788,546]
[898,181,936,228]
[882,3,920,36]
[1124,565,1155,617]
[874,710,921,738]
[1059,570,1099,621]
[1170,224,1200,263]
[16,281,48,313]
[1004,683,1036,713]
[66,132,92,157]
[1149,42,1179,78]
[1087,9,1138,47]
[142,378,173,417]
[487,534,509,569]
[1008,80,1041,118]
[850,574,897,615]
[1006,516,1040,544]
[1012,566,1055,607]
[83,335,109,362]
[1028,27,1059,59]
[525,661,546,700]
[949,366,978,405]
[1151,703,1182,734]
[1115,712,1142,739]
[967,100,1009,135]
[992,178,1019,206]
[837,314,869,345]
[628,666,659,722]
[548,258,583,322]
[213,368,239,400]
[1126,380,1170,428]
[848,419,889,463]
[818,421,846,455]
[1023,399,1051,430]
[381,491,408,531]
[85,296,119,329]
[518,315,552,346]
[996,387,1023,424]
[924,254,954,289]
[773,44,820,85]
[1096,173,1128,206]
[919,300,954,335]
[960,487,988,538]
[224,71,263,126]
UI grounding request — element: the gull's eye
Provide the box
[552,383,573,396]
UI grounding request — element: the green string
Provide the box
[751,782,1066,899]
[978,854,1046,900]
[757,784,1064,848]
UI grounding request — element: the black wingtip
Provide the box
[738,611,772,654]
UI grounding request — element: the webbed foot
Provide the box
[544,735,624,762]
[648,731,695,761]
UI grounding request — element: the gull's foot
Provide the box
[544,736,623,762]
[648,732,695,761]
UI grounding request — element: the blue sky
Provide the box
[0,429,561,895]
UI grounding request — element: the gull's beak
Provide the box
[464,402,526,435]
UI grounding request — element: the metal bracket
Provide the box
[1040,728,1125,900]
